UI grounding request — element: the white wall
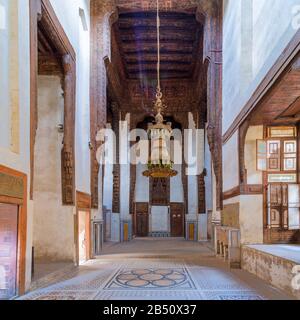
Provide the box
[222,131,239,191]
[0,0,30,173]
[120,115,130,219]
[170,165,184,203]
[49,0,91,194]
[223,0,300,133]
[224,195,264,245]
[245,125,263,185]
[135,164,149,203]
[0,0,9,149]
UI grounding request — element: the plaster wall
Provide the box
[33,76,74,262]
[222,131,239,192]
[0,0,11,150]
[170,165,184,203]
[120,115,130,219]
[245,125,263,185]
[135,164,149,203]
[224,194,264,245]
[0,0,30,174]
[151,206,169,233]
[103,162,113,211]
[50,0,91,195]
[223,0,300,133]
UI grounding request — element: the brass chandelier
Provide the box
[143,0,178,179]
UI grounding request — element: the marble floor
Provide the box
[19,239,294,300]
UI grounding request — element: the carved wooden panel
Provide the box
[0,173,24,200]
[198,172,206,214]
[76,191,91,210]
[150,178,170,206]
[61,146,75,205]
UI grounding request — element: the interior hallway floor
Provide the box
[19,239,294,300]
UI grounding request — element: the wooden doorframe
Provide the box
[75,192,92,265]
[0,165,27,295]
[29,0,76,205]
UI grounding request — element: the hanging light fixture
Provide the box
[143,0,178,179]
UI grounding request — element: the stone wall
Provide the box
[242,245,300,299]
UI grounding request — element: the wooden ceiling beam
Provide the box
[118,19,198,29]
[119,11,196,20]
[123,49,193,56]
[126,60,192,65]
[38,28,55,54]
[122,43,194,52]
[128,70,191,75]
[119,26,197,33]
[125,56,193,63]
[126,65,191,72]
[121,39,195,45]
[120,33,196,42]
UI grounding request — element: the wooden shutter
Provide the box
[288,184,300,230]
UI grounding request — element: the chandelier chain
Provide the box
[157,0,161,93]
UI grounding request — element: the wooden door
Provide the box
[170,203,184,237]
[135,203,149,237]
[136,213,148,237]
[265,184,300,243]
[0,204,18,299]
[267,184,288,229]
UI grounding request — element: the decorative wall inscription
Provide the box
[0,173,24,199]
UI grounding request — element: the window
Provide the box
[257,126,297,175]
[258,127,300,231]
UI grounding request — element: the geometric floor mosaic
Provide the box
[18,239,291,301]
[104,268,196,290]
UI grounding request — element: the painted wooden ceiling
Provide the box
[250,58,300,126]
[114,11,203,80]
